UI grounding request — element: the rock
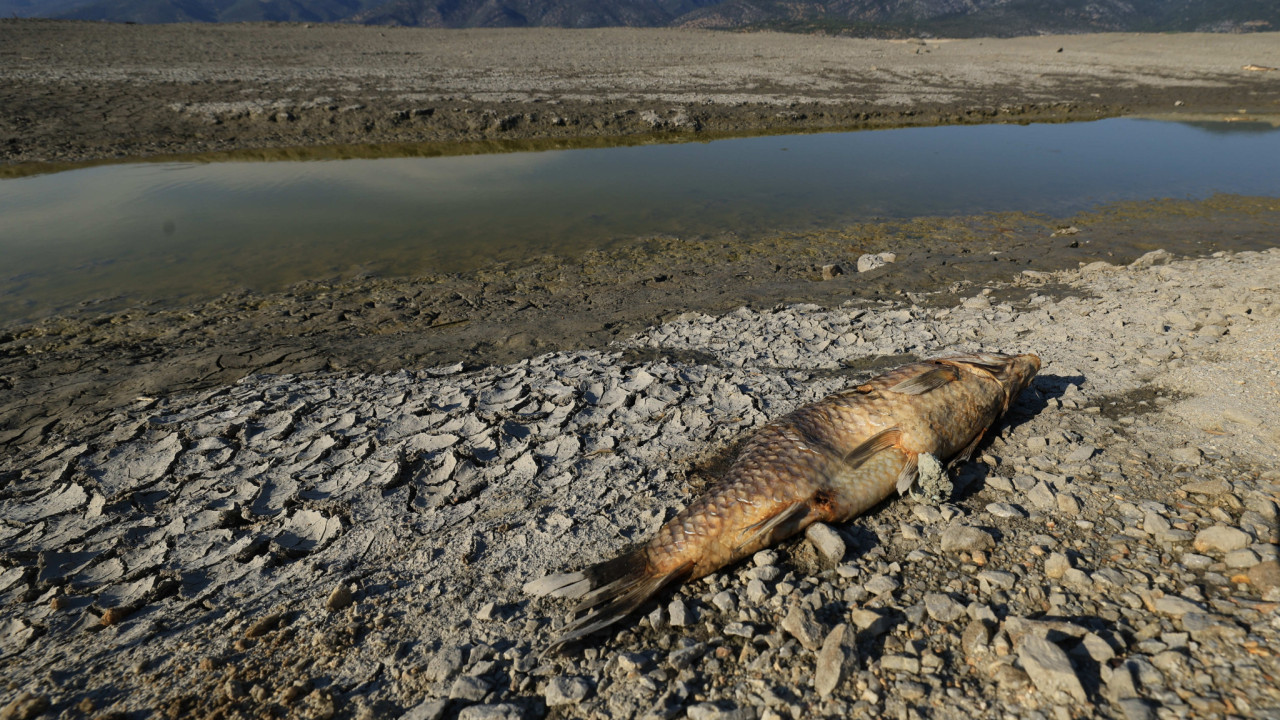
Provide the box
[458,704,524,720]
[244,611,284,638]
[1064,445,1096,463]
[450,676,491,702]
[1056,494,1081,516]
[425,646,464,682]
[880,655,919,674]
[1169,447,1202,466]
[711,591,737,613]
[1179,478,1231,495]
[805,522,846,565]
[544,676,593,706]
[781,604,825,651]
[814,624,852,697]
[1246,560,1280,591]
[986,502,1027,519]
[1153,595,1204,617]
[941,524,995,553]
[1130,249,1173,268]
[687,703,754,720]
[1193,525,1250,553]
[864,574,900,596]
[0,693,48,720]
[963,296,992,310]
[821,264,844,280]
[1017,635,1087,702]
[923,593,966,623]
[669,597,695,627]
[325,584,354,613]
[1025,482,1056,510]
[1115,698,1157,720]
[1044,552,1071,580]
[849,608,894,637]
[403,699,450,720]
[1224,548,1261,568]
[977,570,1017,590]
[857,252,897,273]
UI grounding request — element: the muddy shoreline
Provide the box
[3,22,1280,165]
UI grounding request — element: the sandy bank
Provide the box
[2,22,1279,164]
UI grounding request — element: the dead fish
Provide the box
[526,351,1040,651]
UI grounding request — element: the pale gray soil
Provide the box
[2,22,1280,165]
[1,248,1278,720]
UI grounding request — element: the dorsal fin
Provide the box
[887,364,960,395]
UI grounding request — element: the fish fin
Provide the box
[735,501,810,552]
[547,556,692,654]
[896,452,920,495]
[947,428,987,469]
[843,426,902,468]
[523,571,590,599]
[887,364,960,395]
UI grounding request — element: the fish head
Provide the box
[999,352,1041,399]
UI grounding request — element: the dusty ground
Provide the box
[2,22,1280,165]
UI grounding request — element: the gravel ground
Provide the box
[2,247,1277,720]
[3,22,1280,165]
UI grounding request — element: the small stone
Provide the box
[923,593,966,623]
[544,676,593,706]
[821,264,844,280]
[1116,698,1157,720]
[880,655,919,674]
[1179,478,1230,495]
[1224,548,1261,568]
[1056,494,1081,516]
[1153,595,1204,617]
[963,296,992,310]
[781,604,826,651]
[1129,249,1172,268]
[745,579,769,604]
[805,522,846,565]
[617,652,650,673]
[1193,526,1251,553]
[449,676,491,702]
[912,505,943,524]
[1025,436,1049,452]
[1025,482,1056,510]
[458,704,524,720]
[711,591,737,614]
[941,524,996,553]
[669,597,695,627]
[986,502,1027,519]
[814,624,852,697]
[977,570,1016,590]
[849,608,894,637]
[864,574,900,596]
[476,601,497,621]
[1044,552,1071,580]
[325,584,354,613]
[1170,447,1202,466]
[1079,633,1115,663]
[403,699,449,720]
[1064,445,1096,463]
[244,612,284,638]
[1018,635,1087,702]
[857,252,897,273]
[1246,560,1280,591]
[0,693,49,720]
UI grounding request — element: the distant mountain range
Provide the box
[4,0,1276,35]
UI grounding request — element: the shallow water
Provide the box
[1,118,1279,323]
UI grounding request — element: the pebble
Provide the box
[544,676,593,706]
[864,574,901,596]
[923,593,966,623]
[403,699,450,720]
[669,598,695,627]
[449,676,491,702]
[940,524,995,553]
[1169,447,1202,466]
[1153,595,1204,617]
[781,605,826,651]
[856,252,897,273]
[805,522,846,565]
[457,704,524,720]
[1017,635,1087,702]
[986,502,1026,519]
[814,624,852,697]
[325,584,354,613]
[1247,560,1280,591]
[880,655,919,674]
[1193,525,1251,553]
[1044,552,1071,579]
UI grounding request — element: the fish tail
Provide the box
[531,547,692,653]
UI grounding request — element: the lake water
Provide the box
[2,117,1279,323]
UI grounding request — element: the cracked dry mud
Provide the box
[2,248,1278,720]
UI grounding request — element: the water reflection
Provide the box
[1,117,1279,323]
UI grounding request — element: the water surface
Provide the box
[2,118,1279,323]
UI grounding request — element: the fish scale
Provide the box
[526,351,1040,651]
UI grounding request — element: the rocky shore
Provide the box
[3,22,1280,166]
[2,247,1277,719]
